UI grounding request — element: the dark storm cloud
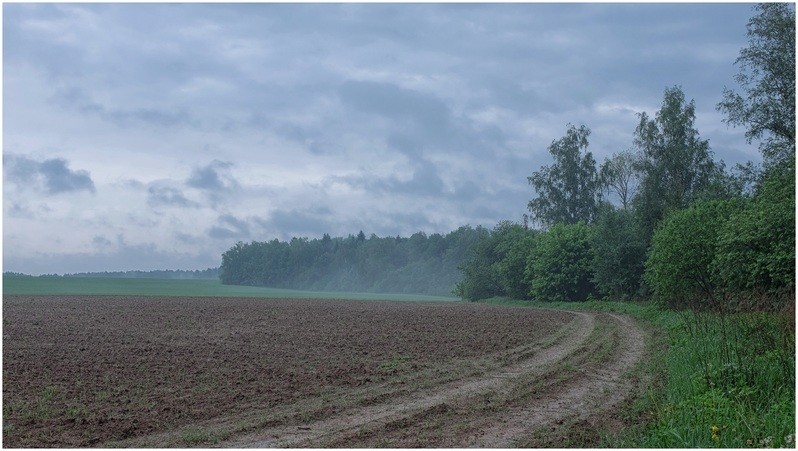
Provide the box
[4,154,95,195]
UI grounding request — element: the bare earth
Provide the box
[3,296,648,448]
[222,311,646,448]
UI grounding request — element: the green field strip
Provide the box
[1,275,459,302]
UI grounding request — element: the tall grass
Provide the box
[643,307,795,448]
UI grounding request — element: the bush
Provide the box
[526,222,595,302]
[644,199,742,309]
[591,206,647,300]
[712,166,795,298]
[454,222,537,301]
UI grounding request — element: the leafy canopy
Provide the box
[717,3,796,168]
[634,86,718,237]
[526,222,596,302]
[527,124,603,228]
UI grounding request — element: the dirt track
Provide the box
[222,310,646,448]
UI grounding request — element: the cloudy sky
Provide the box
[4,3,761,275]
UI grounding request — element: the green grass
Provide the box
[1,275,459,302]
[477,297,795,448]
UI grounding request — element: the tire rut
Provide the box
[224,310,597,448]
[466,312,646,447]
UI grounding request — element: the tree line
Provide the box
[219,4,793,307]
[456,3,794,311]
[220,227,488,296]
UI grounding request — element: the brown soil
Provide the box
[2,295,573,447]
[220,310,648,448]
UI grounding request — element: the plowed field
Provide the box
[3,295,589,447]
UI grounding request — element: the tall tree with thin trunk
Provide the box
[717,3,795,168]
[527,124,603,228]
[633,86,718,238]
[600,149,640,209]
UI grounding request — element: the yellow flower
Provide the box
[711,425,721,442]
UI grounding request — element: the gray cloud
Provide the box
[52,87,195,128]
[371,160,446,197]
[3,3,762,274]
[187,160,238,192]
[266,207,335,238]
[208,214,252,240]
[5,241,220,275]
[147,184,200,208]
[92,235,114,249]
[339,80,451,128]
[4,154,95,195]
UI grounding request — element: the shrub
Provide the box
[644,199,742,309]
[591,206,647,300]
[526,222,595,302]
[712,166,795,299]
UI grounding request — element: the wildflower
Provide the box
[759,436,773,446]
[711,425,721,442]
[786,434,795,446]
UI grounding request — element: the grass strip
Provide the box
[2,275,458,302]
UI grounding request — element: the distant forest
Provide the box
[219,227,488,296]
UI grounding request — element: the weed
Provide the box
[379,355,412,374]
[641,310,794,448]
[65,403,87,420]
[180,427,227,446]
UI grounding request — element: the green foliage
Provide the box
[599,149,640,209]
[526,222,596,302]
[494,226,539,300]
[644,199,742,309]
[717,3,796,167]
[221,226,487,297]
[634,86,719,238]
[591,206,646,300]
[712,163,796,296]
[452,226,502,301]
[643,310,795,448]
[527,124,603,227]
[453,222,538,301]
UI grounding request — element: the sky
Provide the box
[3,3,763,275]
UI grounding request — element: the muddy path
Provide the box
[220,310,646,448]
